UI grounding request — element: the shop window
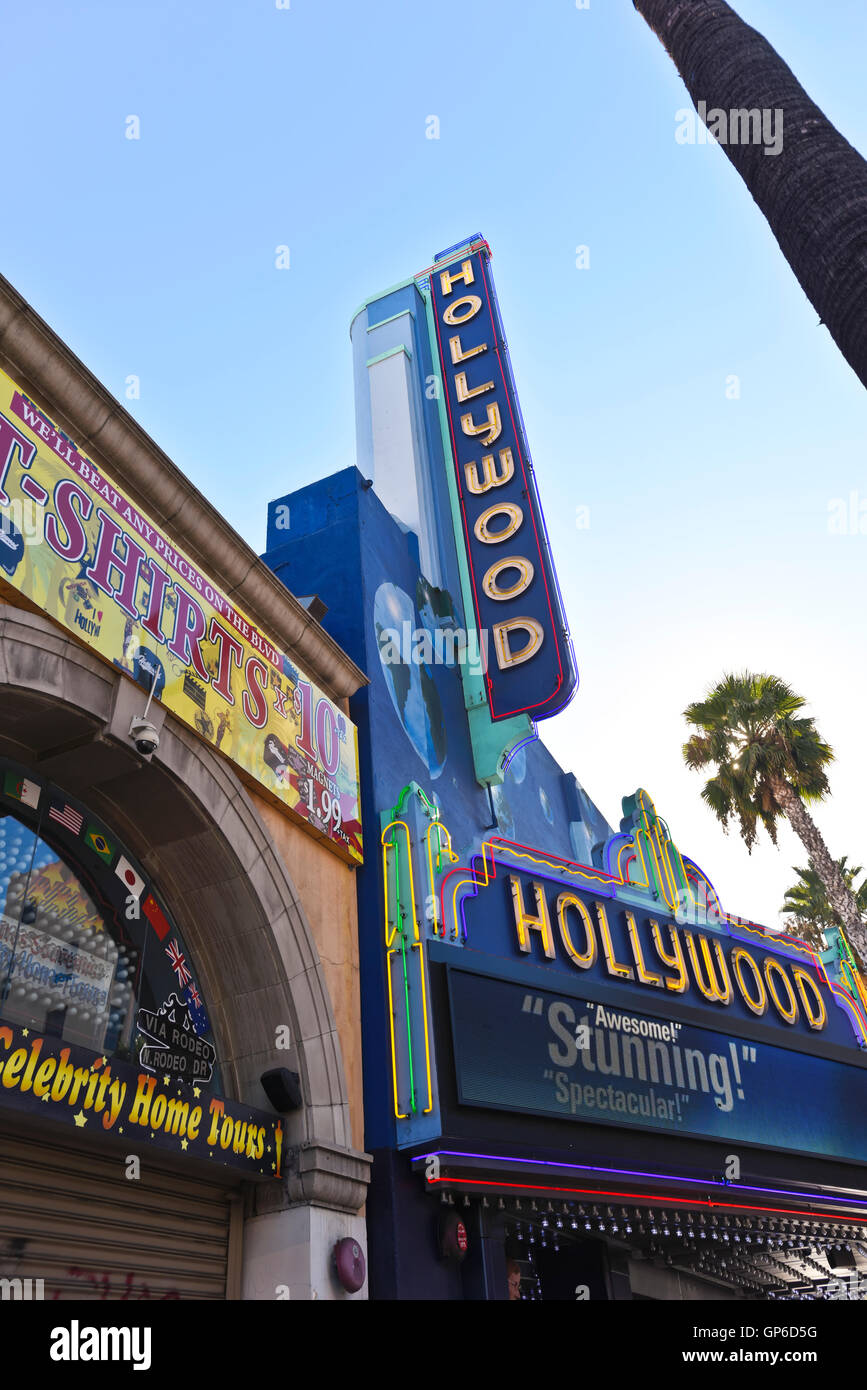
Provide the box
[0,758,223,1093]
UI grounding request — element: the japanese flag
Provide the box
[115,855,144,899]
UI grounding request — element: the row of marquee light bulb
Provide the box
[499,1223,810,1300]
[3,874,137,1028]
[498,1200,865,1298]
[691,1244,867,1300]
[441,1192,867,1252]
[497,1220,862,1300]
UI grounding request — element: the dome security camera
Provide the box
[129,715,159,757]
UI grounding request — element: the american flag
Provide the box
[165,938,192,988]
[48,802,83,835]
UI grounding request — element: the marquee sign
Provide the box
[383,787,867,1152]
[428,241,577,722]
[457,861,864,1051]
[0,1018,282,1177]
[448,967,867,1164]
[0,367,362,862]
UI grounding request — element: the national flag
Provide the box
[165,938,192,988]
[185,983,209,1036]
[48,802,83,835]
[3,773,40,809]
[142,893,171,941]
[84,823,115,863]
[115,855,144,899]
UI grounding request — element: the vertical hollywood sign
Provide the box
[430,246,577,721]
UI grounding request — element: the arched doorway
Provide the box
[0,602,370,1299]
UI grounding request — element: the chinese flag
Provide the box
[142,893,171,941]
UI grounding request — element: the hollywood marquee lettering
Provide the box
[429,243,577,721]
[505,875,836,1038]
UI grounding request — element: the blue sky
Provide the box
[3,0,867,928]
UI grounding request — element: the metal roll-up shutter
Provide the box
[0,1129,238,1300]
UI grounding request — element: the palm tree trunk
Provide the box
[768,774,867,961]
[633,0,867,390]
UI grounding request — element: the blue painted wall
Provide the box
[264,465,614,1153]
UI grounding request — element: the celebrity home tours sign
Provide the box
[429,239,577,722]
[0,1018,283,1177]
[0,367,361,862]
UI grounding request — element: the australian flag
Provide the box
[185,983,210,1037]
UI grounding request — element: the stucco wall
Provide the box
[250,792,363,1153]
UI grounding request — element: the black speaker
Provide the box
[260,1067,303,1113]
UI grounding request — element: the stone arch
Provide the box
[0,602,352,1154]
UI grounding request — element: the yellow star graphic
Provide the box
[193,1086,201,1098]
[271,1162,276,1171]
[22,1028,29,1037]
[41,1094,49,1102]
[163,1075,170,1086]
[73,1111,87,1128]
[267,1144,271,1153]
[101,1056,108,1066]
[181,1138,188,1151]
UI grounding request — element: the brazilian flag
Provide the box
[85,823,115,864]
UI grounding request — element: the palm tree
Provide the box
[783,858,867,932]
[633,0,867,390]
[782,859,867,967]
[682,672,867,961]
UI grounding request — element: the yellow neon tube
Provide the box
[412,941,434,1114]
[386,948,411,1119]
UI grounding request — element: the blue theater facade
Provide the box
[264,236,867,1301]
